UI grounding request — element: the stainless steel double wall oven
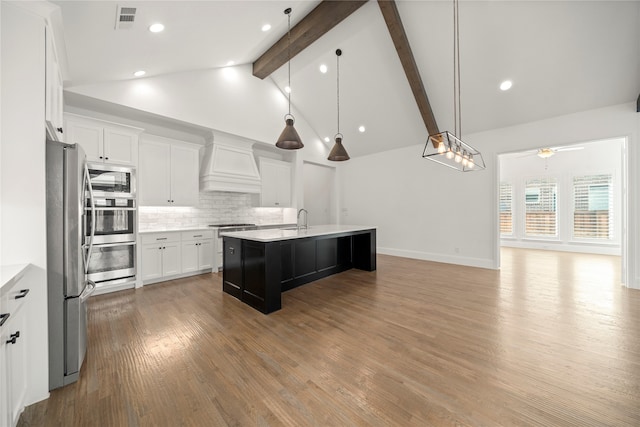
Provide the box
[85,163,137,290]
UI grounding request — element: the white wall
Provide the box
[339,102,640,289]
[1,1,50,405]
[500,138,623,255]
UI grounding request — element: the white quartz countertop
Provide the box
[139,226,212,234]
[1,263,30,290]
[220,225,376,242]
[139,224,297,234]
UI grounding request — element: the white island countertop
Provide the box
[220,224,376,243]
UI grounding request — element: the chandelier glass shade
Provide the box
[423,131,485,171]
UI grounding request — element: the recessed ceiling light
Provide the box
[358,125,366,133]
[226,61,235,66]
[500,80,513,91]
[284,86,291,94]
[261,24,271,32]
[149,23,165,33]
[324,137,330,143]
[134,70,146,77]
[319,64,328,74]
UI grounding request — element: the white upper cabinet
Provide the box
[65,114,143,166]
[45,25,64,142]
[259,158,292,207]
[170,144,200,206]
[139,135,199,207]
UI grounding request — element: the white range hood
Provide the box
[199,133,261,193]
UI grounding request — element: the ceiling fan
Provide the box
[513,145,584,159]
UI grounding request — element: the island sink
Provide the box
[221,225,376,313]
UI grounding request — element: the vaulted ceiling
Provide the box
[55,0,640,158]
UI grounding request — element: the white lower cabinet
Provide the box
[141,238,182,282]
[1,267,32,427]
[140,230,214,285]
[181,233,214,273]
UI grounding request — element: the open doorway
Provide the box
[303,162,336,225]
[497,137,626,283]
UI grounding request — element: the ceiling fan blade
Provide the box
[551,146,584,152]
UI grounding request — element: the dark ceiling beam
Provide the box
[377,0,439,138]
[252,1,368,80]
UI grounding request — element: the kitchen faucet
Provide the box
[297,208,308,231]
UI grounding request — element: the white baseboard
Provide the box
[378,247,497,269]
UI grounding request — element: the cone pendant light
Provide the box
[276,8,304,150]
[328,49,349,161]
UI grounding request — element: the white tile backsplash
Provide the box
[138,191,294,230]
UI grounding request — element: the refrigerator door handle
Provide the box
[79,280,96,303]
[83,163,96,274]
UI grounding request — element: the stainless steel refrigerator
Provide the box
[46,140,95,390]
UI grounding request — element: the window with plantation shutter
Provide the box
[499,182,513,236]
[573,174,613,240]
[525,177,557,237]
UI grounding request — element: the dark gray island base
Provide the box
[222,226,376,314]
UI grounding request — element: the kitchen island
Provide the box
[221,225,376,313]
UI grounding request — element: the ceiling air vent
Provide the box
[115,6,137,30]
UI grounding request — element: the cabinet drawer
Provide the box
[140,232,180,245]
[180,230,214,241]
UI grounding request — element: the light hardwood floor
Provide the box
[19,249,640,426]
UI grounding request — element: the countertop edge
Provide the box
[221,225,377,243]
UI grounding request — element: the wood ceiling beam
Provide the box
[378,0,440,137]
[252,1,368,80]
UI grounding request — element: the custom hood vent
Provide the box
[199,133,261,193]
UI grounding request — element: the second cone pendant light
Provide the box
[328,48,349,161]
[276,7,304,150]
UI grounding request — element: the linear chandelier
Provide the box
[422,0,485,172]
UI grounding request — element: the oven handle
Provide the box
[80,280,96,303]
[83,163,97,275]
[92,241,136,249]
[85,207,137,211]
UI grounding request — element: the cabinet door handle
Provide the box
[156,237,167,241]
[105,157,109,160]
[56,127,63,133]
[193,235,203,238]
[6,331,20,344]
[0,313,9,327]
[15,289,30,299]
[229,247,235,254]
[99,156,103,159]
